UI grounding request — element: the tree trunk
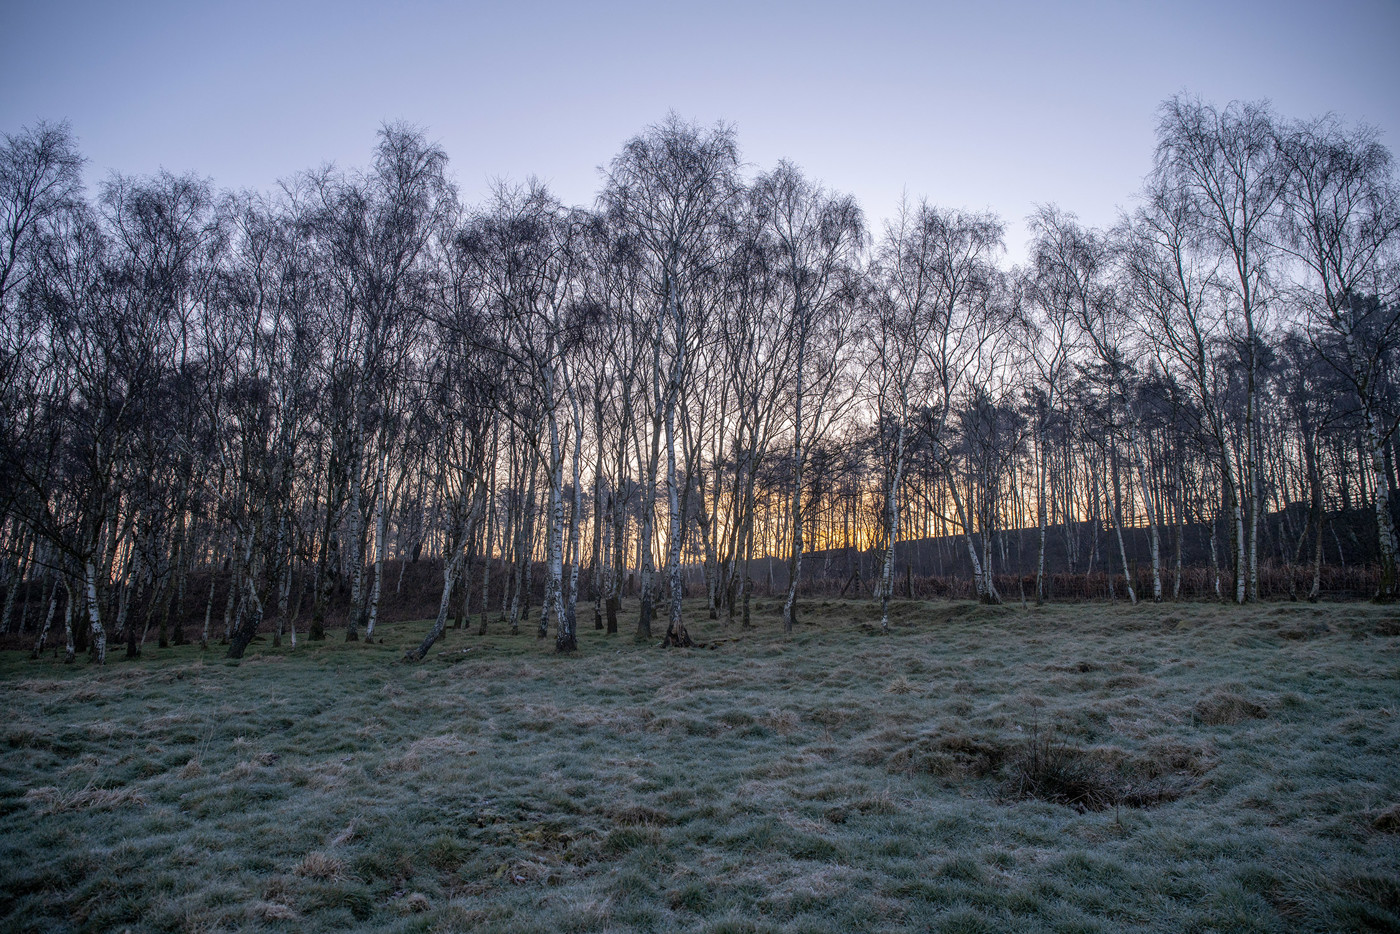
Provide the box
[84,558,106,664]
[783,322,806,633]
[662,358,690,648]
[364,447,390,641]
[31,576,60,659]
[227,573,265,660]
[1035,425,1048,605]
[878,421,907,632]
[560,388,586,653]
[406,520,476,662]
[345,444,367,641]
[1366,406,1400,600]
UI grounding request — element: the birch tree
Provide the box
[601,114,740,647]
[1276,115,1400,599]
[1155,96,1283,602]
[874,202,1005,608]
[752,161,864,632]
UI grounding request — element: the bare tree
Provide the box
[601,114,740,646]
[1276,115,1400,598]
[0,121,84,315]
[1155,96,1283,602]
[1021,207,1082,602]
[751,161,864,631]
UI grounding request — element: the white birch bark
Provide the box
[84,558,105,664]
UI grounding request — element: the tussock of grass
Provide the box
[1,597,1398,932]
[885,674,916,694]
[295,851,346,881]
[248,899,299,921]
[998,729,1182,813]
[394,891,431,913]
[1195,688,1269,725]
[610,803,672,826]
[886,729,1007,779]
[22,784,148,814]
[1372,804,1400,833]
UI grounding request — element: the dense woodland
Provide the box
[2,96,1399,663]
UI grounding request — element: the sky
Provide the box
[3,0,1398,264]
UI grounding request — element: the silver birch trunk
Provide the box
[84,558,106,664]
[365,447,390,640]
[479,445,497,636]
[1120,409,1162,601]
[63,580,75,663]
[590,398,606,630]
[664,376,686,645]
[406,513,477,661]
[944,463,996,604]
[783,324,806,633]
[1035,428,1048,604]
[878,421,907,633]
[562,386,585,651]
[1110,458,1138,605]
[637,408,663,639]
[32,576,59,659]
[541,424,565,642]
[1366,407,1400,599]
[201,559,216,648]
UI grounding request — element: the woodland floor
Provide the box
[1,597,1399,933]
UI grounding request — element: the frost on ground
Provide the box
[2,598,1398,933]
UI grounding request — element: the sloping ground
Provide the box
[1,598,1398,933]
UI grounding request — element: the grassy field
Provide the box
[2,597,1398,933]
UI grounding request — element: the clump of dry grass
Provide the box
[884,674,915,694]
[887,729,1006,779]
[178,758,203,778]
[380,734,470,773]
[760,709,800,734]
[395,892,431,914]
[295,851,345,880]
[248,900,298,922]
[1140,737,1216,777]
[223,760,258,780]
[380,750,423,773]
[1195,689,1268,725]
[504,857,557,885]
[1370,618,1400,637]
[1277,622,1331,640]
[609,804,671,827]
[13,678,72,693]
[1004,729,1118,812]
[22,785,147,815]
[1372,804,1400,833]
[1003,725,1209,812]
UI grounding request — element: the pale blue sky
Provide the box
[3,0,1397,261]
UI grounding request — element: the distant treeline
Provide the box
[1,94,1398,662]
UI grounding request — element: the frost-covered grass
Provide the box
[2,597,1398,932]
